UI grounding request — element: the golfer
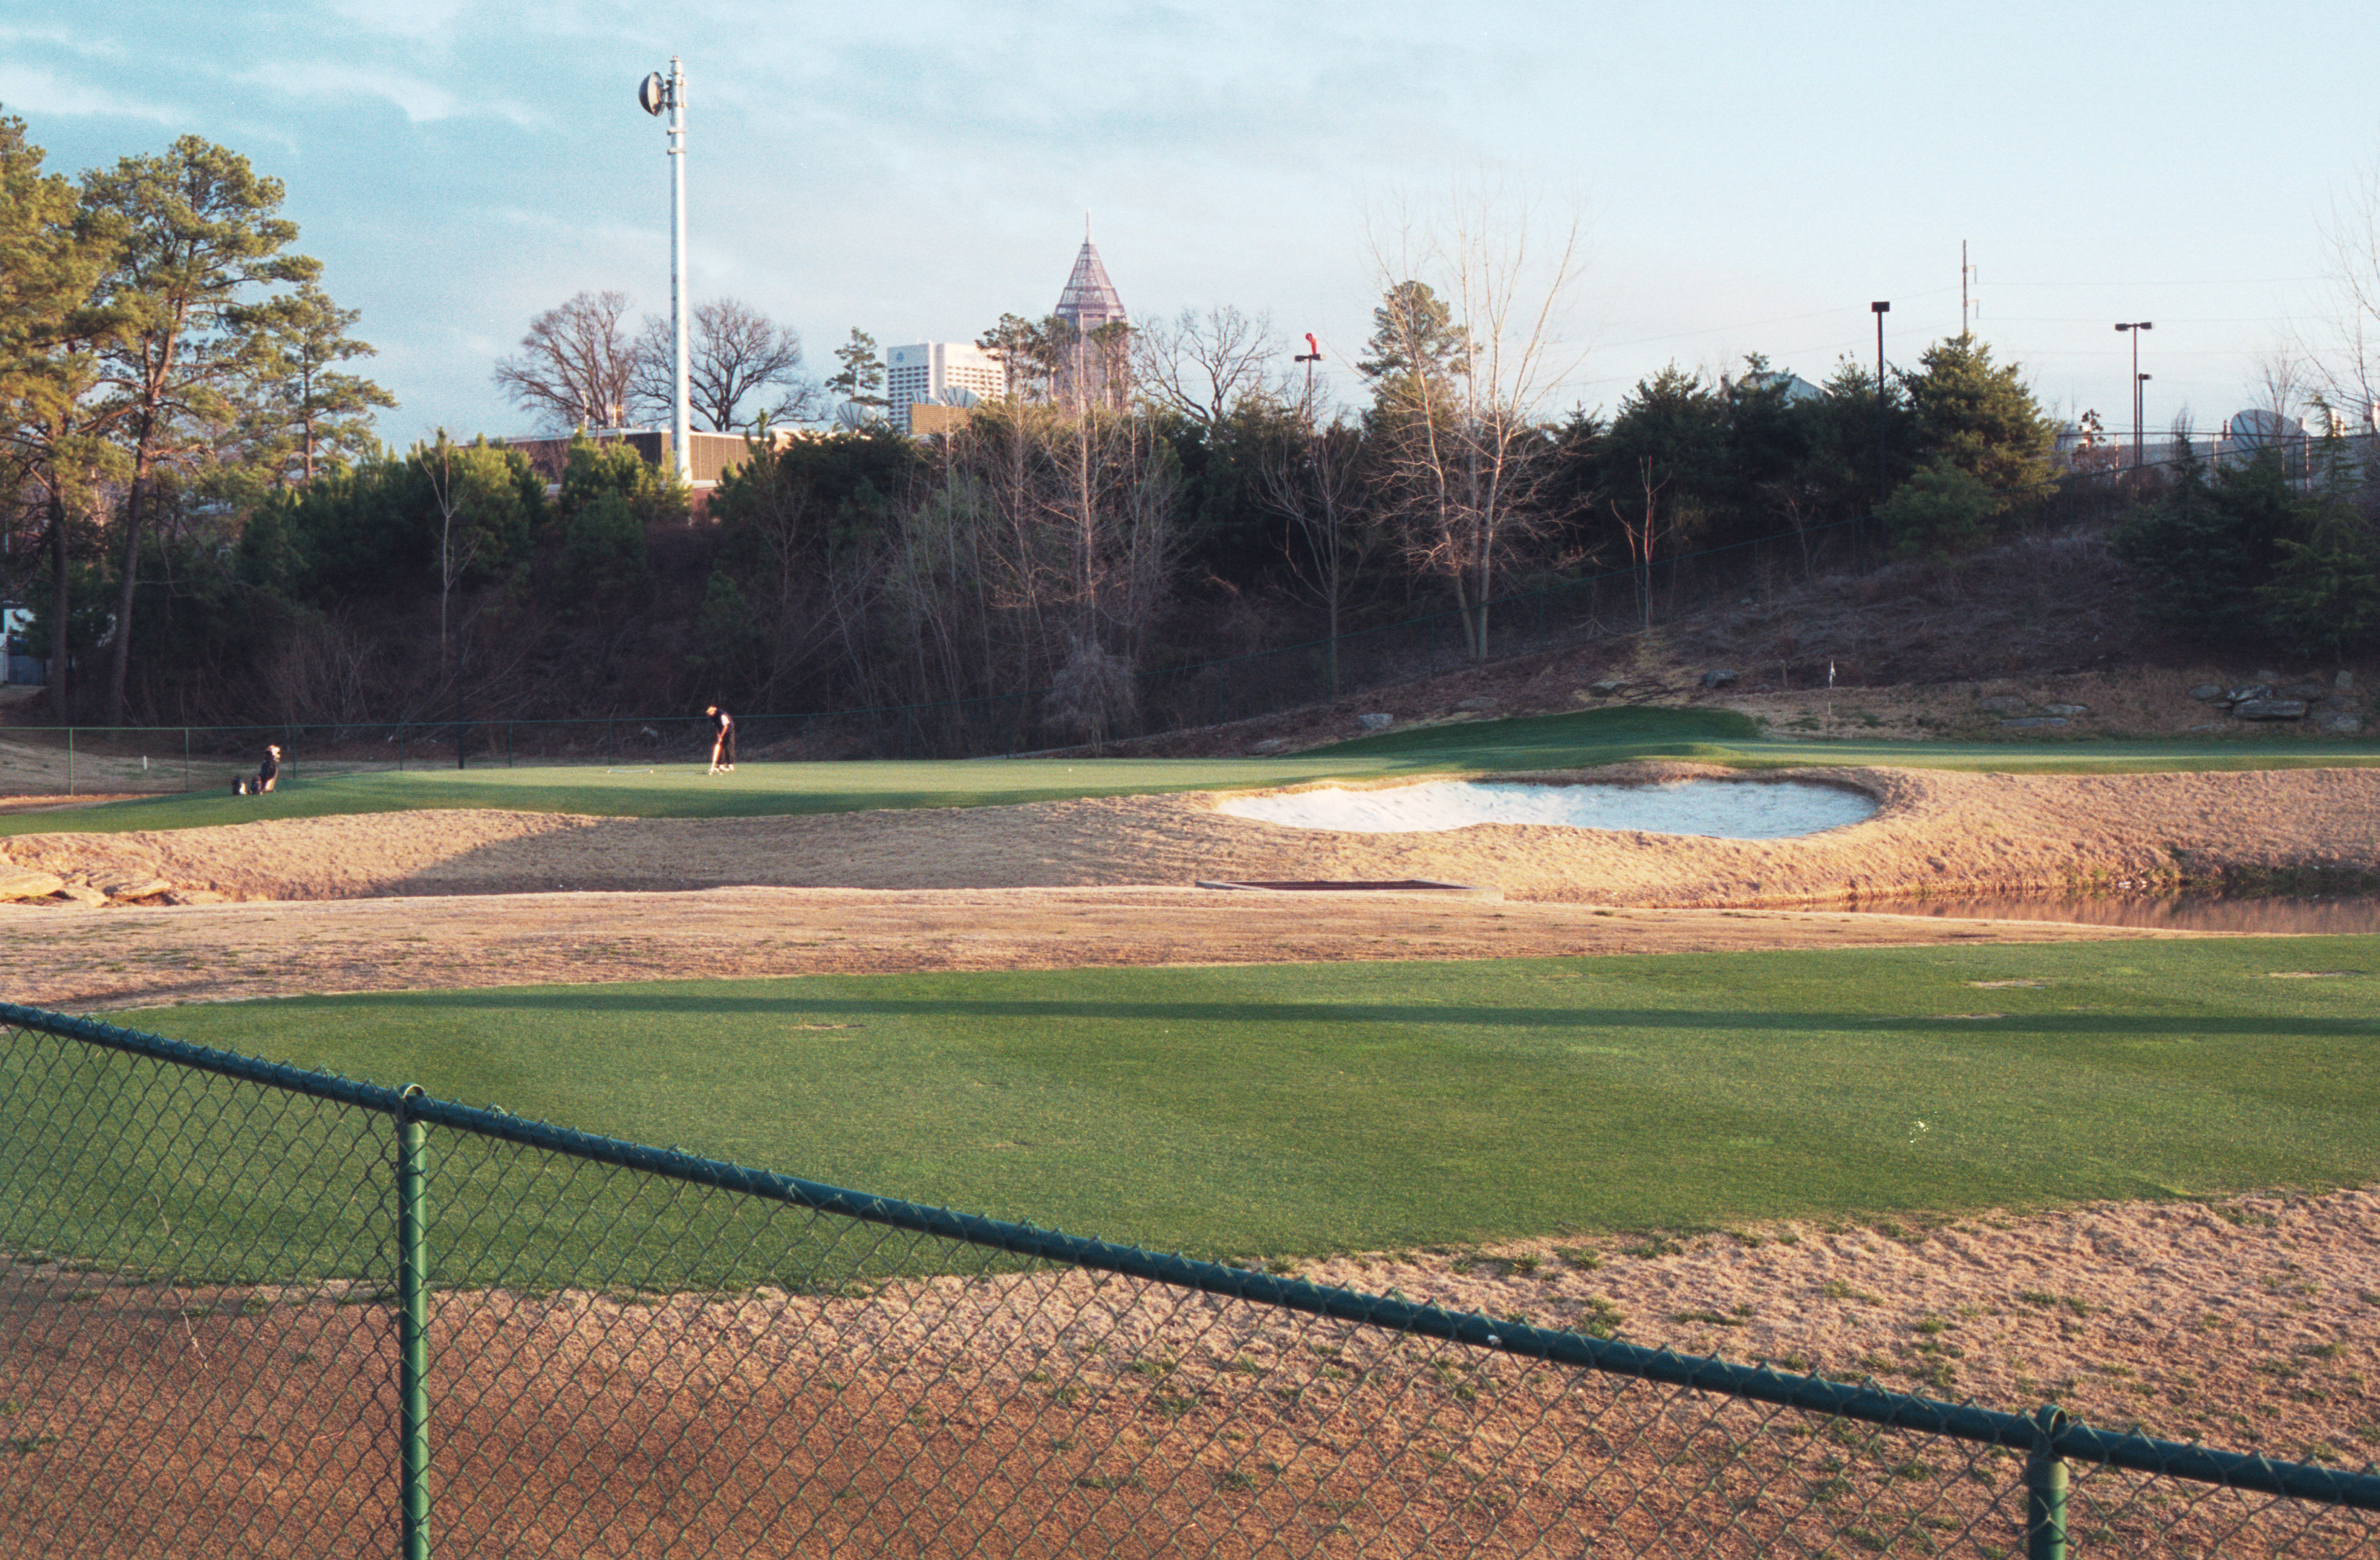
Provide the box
[706,706,735,773]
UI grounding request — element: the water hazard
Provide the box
[1844,894,2380,935]
[1215,779,1876,840]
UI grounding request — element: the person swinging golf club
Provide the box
[705,706,735,774]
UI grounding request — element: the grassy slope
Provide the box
[9,706,2379,837]
[28,939,2368,1280]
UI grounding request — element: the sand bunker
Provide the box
[1217,778,1877,838]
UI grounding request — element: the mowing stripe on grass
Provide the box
[79,937,2380,1263]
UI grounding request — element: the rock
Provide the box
[1700,669,1740,689]
[1587,679,1624,697]
[52,883,108,906]
[166,888,230,906]
[1357,713,1395,732]
[99,876,174,901]
[2337,670,2355,690]
[1248,737,1288,753]
[2276,682,2328,701]
[1456,696,1498,711]
[2188,685,2224,701]
[2254,669,2280,683]
[2000,716,2068,729]
[2043,703,2089,716]
[0,865,66,902]
[1979,695,2028,714]
[2318,712,2364,734]
[2232,698,2309,721]
[2223,685,2271,704]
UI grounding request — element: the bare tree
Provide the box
[1259,417,1371,695]
[1363,183,1586,663]
[628,297,817,431]
[2311,160,2380,433]
[1134,306,1282,427]
[492,290,639,430]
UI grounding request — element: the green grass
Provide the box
[10,938,2371,1288]
[13,705,2380,836]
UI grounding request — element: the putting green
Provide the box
[33,938,2371,1278]
[10,706,2378,837]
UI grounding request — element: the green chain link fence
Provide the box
[5,1001,2375,1557]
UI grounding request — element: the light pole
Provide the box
[1870,302,1890,560]
[2114,321,2152,469]
[639,58,692,487]
[2137,373,2153,467]
[1293,332,1322,422]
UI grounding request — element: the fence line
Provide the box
[0,448,2309,789]
[4,1000,2374,1557]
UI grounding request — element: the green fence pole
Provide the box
[183,727,191,792]
[2025,1404,2069,1560]
[396,1084,432,1560]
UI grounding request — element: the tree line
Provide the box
[29,112,2355,743]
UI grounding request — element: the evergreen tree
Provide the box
[825,328,886,408]
[1902,332,2054,506]
[246,280,393,484]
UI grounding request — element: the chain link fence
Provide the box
[4,1001,2375,1557]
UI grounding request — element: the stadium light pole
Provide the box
[1870,302,1889,560]
[639,59,693,486]
[2115,322,2152,469]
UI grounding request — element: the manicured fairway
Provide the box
[91,937,2380,1262]
[11,705,2379,836]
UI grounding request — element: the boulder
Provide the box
[2000,716,2068,729]
[52,883,108,906]
[2223,685,2271,703]
[99,876,174,901]
[1979,695,2028,714]
[1587,679,1624,697]
[1700,669,1740,689]
[1248,737,1288,753]
[0,865,65,902]
[166,888,229,906]
[1357,713,1395,732]
[2232,698,2309,721]
[2188,685,2224,701]
[2043,703,2089,716]
[2318,712,2364,734]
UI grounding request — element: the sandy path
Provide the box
[0,888,2184,1011]
[4,763,2377,911]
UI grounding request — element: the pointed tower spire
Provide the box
[1054,231,1126,332]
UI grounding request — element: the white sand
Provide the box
[1215,777,1878,838]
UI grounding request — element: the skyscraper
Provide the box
[885,342,1007,433]
[1052,224,1129,410]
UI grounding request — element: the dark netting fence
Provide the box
[0,460,2200,792]
[4,1003,2374,1557]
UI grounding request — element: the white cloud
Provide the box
[323,0,472,45]
[243,60,539,127]
[0,64,178,123]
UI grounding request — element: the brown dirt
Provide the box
[5,1190,2373,1557]
[0,888,2179,1012]
[3,763,2378,915]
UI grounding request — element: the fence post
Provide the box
[183,727,191,792]
[396,1084,432,1560]
[66,726,74,796]
[2025,1403,2069,1560]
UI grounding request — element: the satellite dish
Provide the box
[638,72,666,116]
[942,386,981,409]
[833,402,869,430]
[2227,408,2303,448]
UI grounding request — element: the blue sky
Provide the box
[6,0,2375,446]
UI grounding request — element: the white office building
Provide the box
[886,342,1007,433]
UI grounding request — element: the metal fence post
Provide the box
[396,1084,432,1560]
[66,726,74,796]
[2025,1403,2070,1560]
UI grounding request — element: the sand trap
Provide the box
[1216,778,1877,838]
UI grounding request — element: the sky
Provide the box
[6,0,2378,448]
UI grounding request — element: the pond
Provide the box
[1215,779,1877,839]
